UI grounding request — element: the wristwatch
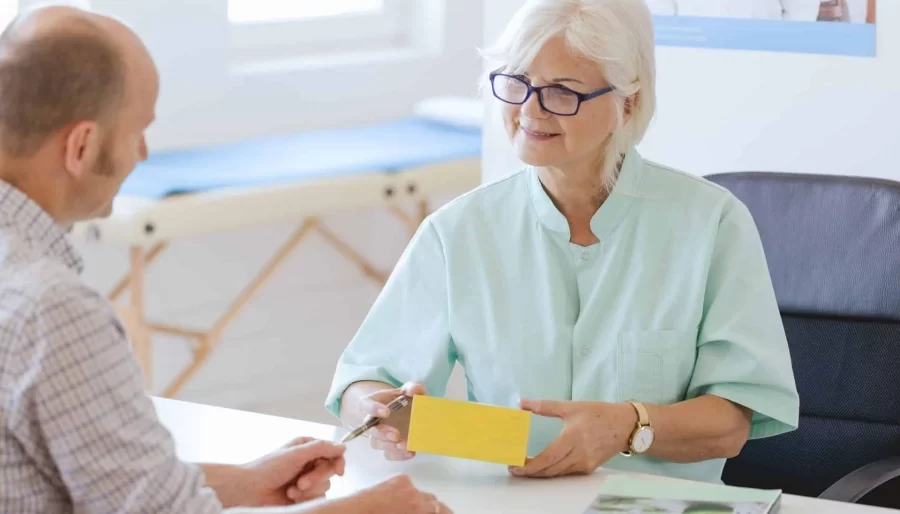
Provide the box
[621,401,654,456]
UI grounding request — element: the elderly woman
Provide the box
[325,0,799,483]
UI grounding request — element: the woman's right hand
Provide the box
[351,475,452,514]
[356,382,426,461]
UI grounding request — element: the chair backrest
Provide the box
[706,172,900,506]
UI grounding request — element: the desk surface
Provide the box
[154,398,893,514]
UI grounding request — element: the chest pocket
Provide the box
[617,328,698,405]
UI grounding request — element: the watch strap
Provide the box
[629,401,650,427]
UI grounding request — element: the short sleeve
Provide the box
[686,198,800,439]
[324,218,456,417]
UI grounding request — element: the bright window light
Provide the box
[228,0,385,24]
[0,1,16,32]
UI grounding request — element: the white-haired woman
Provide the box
[326,0,799,483]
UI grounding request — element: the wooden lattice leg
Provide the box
[417,199,430,224]
[109,242,167,302]
[128,246,152,388]
[160,219,318,398]
[314,221,388,285]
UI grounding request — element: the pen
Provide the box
[339,395,410,443]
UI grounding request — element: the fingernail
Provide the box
[379,408,390,417]
[510,467,524,475]
[387,432,398,442]
[396,442,406,450]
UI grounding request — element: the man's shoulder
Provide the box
[1,241,114,345]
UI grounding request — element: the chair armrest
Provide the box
[819,457,900,503]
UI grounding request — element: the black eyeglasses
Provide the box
[489,71,615,116]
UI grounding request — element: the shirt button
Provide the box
[580,347,590,356]
[581,251,590,261]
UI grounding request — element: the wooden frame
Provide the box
[73,157,480,396]
[109,200,430,397]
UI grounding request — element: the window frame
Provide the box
[229,0,411,57]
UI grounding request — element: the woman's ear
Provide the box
[624,91,640,122]
[63,120,100,180]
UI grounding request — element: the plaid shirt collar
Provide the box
[0,179,84,274]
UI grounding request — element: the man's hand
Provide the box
[345,475,453,514]
[508,399,635,478]
[212,437,347,508]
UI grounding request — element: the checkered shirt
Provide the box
[0,180,222,513]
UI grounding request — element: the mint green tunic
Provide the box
[325,148,799,483]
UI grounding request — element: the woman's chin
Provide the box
[514,137,563,167]
[516,149,557,168]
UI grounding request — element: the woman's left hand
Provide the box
[509,399,637,478]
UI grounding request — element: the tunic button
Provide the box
[581,347,590,356]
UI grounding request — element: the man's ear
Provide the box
[63,121,100,179]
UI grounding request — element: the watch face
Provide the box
[632,427,655,453]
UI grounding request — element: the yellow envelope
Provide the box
[406,395,530,466]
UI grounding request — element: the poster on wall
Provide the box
[647,0,877,57]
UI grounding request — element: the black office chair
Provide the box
[706,172,900,509]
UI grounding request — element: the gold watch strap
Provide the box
[629,401,650,427]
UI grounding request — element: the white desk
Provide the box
[154,398,894,514]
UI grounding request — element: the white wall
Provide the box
[28,0,482,423]
[26,0,484,150]
[483,1,900,183]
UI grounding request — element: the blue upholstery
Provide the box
[119,117,482,199]
[707,172,900,509]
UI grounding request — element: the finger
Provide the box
[384,447,416,461]
[519,398,569,418]
[283,436,316,448]
[278,441,346,476]
[297,440,347,460]
[370,424,401,443]
[401,382,427,396]
[335,455,346,476]
[287,478,331,503]
[440,502,454,514]
[510,437,572,477]
[298,479,332,501]
[360,394,395,418]
[295,459,336,491]
[370,437,398,451]
[530,447,577,478]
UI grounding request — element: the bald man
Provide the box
[0,6,450,514]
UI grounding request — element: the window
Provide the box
[0,1,16,31]
[228,0,411,61]
[228,0,385,24]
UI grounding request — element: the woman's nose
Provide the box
[521,89,550,119]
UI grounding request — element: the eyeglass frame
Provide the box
[489,70,616,116]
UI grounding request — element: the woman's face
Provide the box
[499,36,617,171]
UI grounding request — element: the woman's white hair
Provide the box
[482,0,656,191]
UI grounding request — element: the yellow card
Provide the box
[406,396,530,466]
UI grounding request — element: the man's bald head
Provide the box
[0,6,148,157]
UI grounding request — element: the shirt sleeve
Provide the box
[686,197,800,439]
[24,283,222,513]
[325,218,456,417]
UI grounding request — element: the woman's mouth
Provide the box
[521,126,560,141]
